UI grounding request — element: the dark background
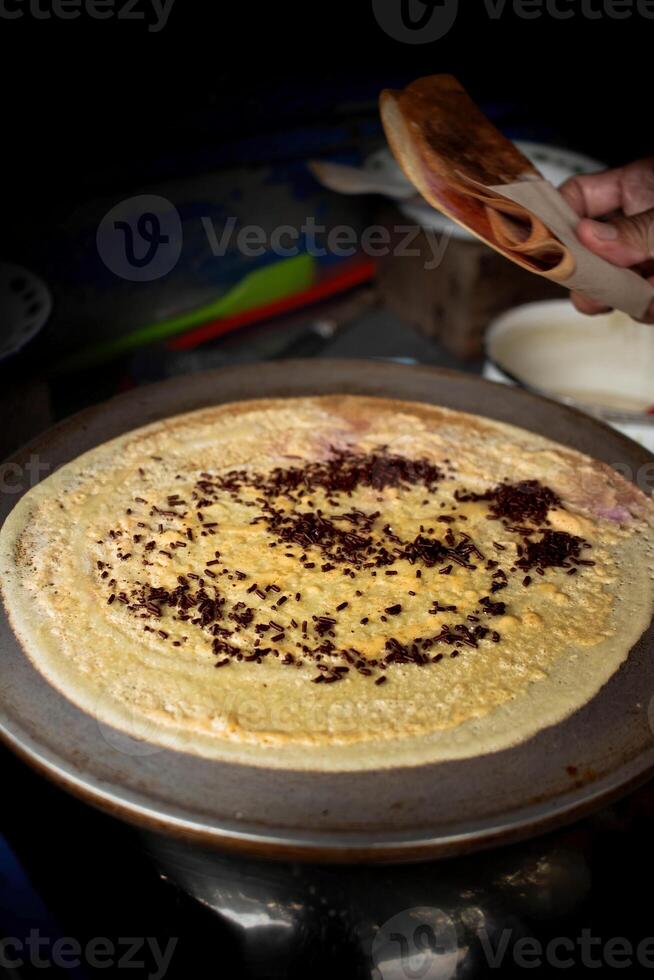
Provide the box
[2,2,650,237]
[1,5,653,978]
[2,0,650,396]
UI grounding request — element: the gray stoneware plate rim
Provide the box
[1,359,653,863]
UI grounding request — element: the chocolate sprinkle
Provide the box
[97,451,594,687]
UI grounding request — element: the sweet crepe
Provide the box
[380,74,578,280]
[1,396,653,771]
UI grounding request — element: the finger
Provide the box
[569,291,612,316]
[559,168,626,218]
[570,279,654,324]
[560,158,654,218]
[620,159,654,216]
[576,209,654,267]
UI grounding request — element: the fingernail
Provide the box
[587,219,618,241]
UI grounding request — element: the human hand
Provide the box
[559,157,654,323]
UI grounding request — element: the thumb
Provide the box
[576,208,654,267]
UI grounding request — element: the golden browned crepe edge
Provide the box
[1,394,654,772]
[379,81,575,280]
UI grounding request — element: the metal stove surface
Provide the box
[3,308,654,978]
[4,741,654,980]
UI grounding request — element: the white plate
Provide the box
[484,300,654,453]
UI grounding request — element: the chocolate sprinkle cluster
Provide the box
[456,479,561,525]
[517,530,589,572]
[455,479,595,583]
[96,453,593,686]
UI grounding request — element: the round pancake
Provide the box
[1,395,653,772]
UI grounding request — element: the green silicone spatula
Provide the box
[52,253,315,374]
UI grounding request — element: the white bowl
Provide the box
[484,300,654,452]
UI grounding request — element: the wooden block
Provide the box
[376,206,565,359]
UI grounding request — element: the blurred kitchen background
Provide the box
[1,3,652,459]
